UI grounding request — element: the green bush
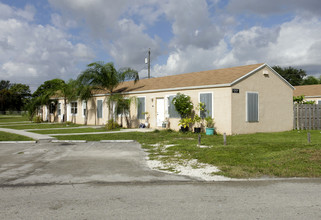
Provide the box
[33,116,42,123]
[105,120,120,130]
[65,121,74,126]
[172,93,193,118]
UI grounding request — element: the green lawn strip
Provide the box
[0,115,29,123]
[0,131,34,141]
[31,127,107,134]
[54,130,321,178]
[0,123,81,130]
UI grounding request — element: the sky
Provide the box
[1,0,321,91]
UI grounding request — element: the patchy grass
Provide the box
[0,131,34,141]
[31,127,107,134]
[0,123,81,130]
[54,130,321,178]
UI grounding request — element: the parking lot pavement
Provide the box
[0,142,193,185]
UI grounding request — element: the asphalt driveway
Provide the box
[0,141,192,186]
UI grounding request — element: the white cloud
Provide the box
[162,0,222,50]
[152,15,321,76]
[48,0,164,70]
[108,19,162,69]
[0,4,94,91]
[227,0,321,16]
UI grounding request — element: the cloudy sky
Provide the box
[1,0,321,91]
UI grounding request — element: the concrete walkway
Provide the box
[49,128,155,136]
[0,127,154,140]
[0,128,55,142]
[24,125,104,131]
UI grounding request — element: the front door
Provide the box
[156,98,165,127]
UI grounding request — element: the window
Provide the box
[97,100,103,118]
[137,97,145,119]
[200,93,213,118]
[247,92,259,122]
[168,95,180,118]
[57,103,61,115]
[71,102,77,115]
[49,103,55,114]
[82,101,87,117]
[318,100,321,105]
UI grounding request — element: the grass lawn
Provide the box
[0,131,34,141]
[31,127,107,134]
[0,115,30,123]
[54,130,321,178]
[0,123,81,130]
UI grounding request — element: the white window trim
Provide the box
[82,100,86,118]
[97,99,104,119]
[165,94,179,119]
[198,92,214,118]
[137,96,146,120]
[246,91,259,122]
[70,101,78,116]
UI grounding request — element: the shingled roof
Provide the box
[294,84,321,97]
[111,63,265,94]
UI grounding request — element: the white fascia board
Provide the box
[305,95,321,98]
[113,83,231,95]
[230,64,266,86]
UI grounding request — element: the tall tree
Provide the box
[301,76,320,85]
[0,81,31,113]
[0,80,10,90]
[0,89,12,113]
[78,62,139,121]
[272,66,306,86]
[9,83,31,111]
[32,79,65,122]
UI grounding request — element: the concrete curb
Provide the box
[0,141,37,144]
[100,140,135,143]
[51,140,87,143]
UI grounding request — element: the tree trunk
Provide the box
[64,98,67,122]
[85,100,88,125]
[46,104,50,122]
[125,114,130,128]
[120,112,123,127]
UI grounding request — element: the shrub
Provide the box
[105,119,120,130]
[172,93,193,118]
[205,116,214,128]
[33,116,42,123]
[65,121,74,126]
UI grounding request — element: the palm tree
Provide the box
[78,62,139,122]
[115,95,137,128]
[59,79,77,123]
[75,77,94,125]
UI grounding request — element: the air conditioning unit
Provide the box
[263,70,269,76]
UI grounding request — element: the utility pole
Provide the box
[148,48,151,78]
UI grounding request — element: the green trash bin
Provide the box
[206,128,214,135]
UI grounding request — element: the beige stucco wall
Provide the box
[55,97,109,125]
[231,66,293,134]
[125,87,232,134]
